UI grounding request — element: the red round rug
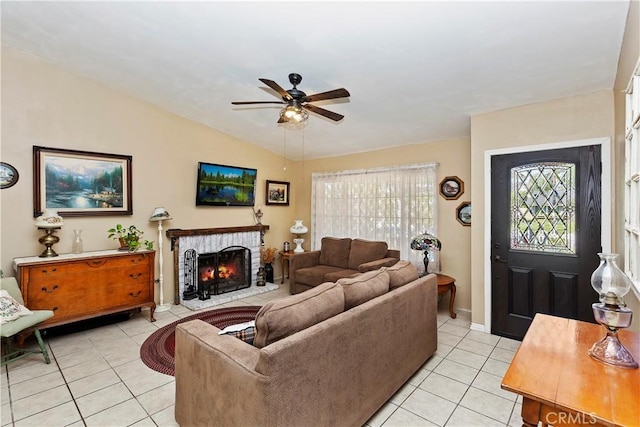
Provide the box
[140,305,261,376]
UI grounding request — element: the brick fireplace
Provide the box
[166,225,270,310]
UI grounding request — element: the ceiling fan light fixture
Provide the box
[280,105,308,123]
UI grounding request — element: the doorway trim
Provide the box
[482,137,612,333]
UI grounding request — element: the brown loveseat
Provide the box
[289,237,400,294]
[174,263,437,427]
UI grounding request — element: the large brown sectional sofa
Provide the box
[289,237,401,294]
[174,262,438,427]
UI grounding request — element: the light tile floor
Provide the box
[1,286,524,427]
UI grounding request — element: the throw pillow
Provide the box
[347,239,389,271]
[0,290,32,325]
[218,320,256,345]
[337,269,390,310]
[383,261,419,289]
[318,237,352,269]
[254,281,344,348]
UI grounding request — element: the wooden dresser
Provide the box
[13,250,156,328]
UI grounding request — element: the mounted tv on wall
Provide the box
[196,162,257,206]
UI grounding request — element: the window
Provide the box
[311,163,438,268]
[624,62,640,295]
[510,162,576,254]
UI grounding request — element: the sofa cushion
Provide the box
[217,321,256,345]
[347,239,389,271]
[337,269,390,310]
[383,261,419,289]
[318,237,352,269]
[295,265,346,287]
[254,281,344,348]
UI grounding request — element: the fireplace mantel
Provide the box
[166,225,269,304]
[166,225,269,247]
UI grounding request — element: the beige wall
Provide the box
[299,140,472,311]
[0,47,299,304]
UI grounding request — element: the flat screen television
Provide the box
[196,162,257,206]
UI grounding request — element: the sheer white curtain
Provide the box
[311,163,438,270]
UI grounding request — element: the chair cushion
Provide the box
[383,261,420,290]
[337,269,390,310]
[0,290,32,325]
[347,239,389,271]
[254,282,344,348]
[318,237,352,269]
[0,310,54,337]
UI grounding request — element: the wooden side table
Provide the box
[502,314,639,427]
[435,273,456,319]
[279,250,296,284]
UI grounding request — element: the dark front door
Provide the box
[491,145,602,340]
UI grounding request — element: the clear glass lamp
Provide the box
[589,253,638,369]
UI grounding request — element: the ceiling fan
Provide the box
[232,73,350,123]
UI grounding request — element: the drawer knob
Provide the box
[41,285,59,294]
[41,268,58,275]
[128,273,143,279]
[129,291,142,298]
[52,306,58,311]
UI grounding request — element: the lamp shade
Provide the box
[410,233,441,252]
[290,220,308,235]
[149,207,173,222]
[34,209,64,228]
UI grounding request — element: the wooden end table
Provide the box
[502,313,639,427]
[435,273,456,319]
[279,250,296,284]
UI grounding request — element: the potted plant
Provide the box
[107,224,153,252]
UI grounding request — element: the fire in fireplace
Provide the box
[183,246,251,300]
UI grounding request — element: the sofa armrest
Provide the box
[358,257,400,273]
[386,249,400,259]
[175,320,270,426]
[289,250,321,293]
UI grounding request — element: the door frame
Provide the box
[481,137,612,333]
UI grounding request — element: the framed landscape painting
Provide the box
[266,180,290,205]
[33,146,133,217]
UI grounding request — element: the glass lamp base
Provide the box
[588,330,639,369]
[292,238,305,253]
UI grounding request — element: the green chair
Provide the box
[1,277,54,366]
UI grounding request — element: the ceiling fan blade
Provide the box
[303,104,344,121]
[231,101,286,105]
[303,88,350,103]
[259,78,292,100]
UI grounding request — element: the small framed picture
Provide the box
[456,201,471,226]
[266,180,290,205]
[439,176,464,200]
[0,162,19,189]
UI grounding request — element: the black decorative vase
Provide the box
[264,263,274,284]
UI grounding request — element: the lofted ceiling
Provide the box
[1,1,630,161]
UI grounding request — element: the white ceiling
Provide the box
[1,1,630,160]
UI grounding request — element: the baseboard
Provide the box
[470,322,487,333]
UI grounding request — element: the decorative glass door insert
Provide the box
[510,162,576,254]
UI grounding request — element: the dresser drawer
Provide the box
[24,253,152,285]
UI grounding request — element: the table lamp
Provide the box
[149,207,173,312]
[290,220,308,253]
[410,232,441,275]
[588,253,638,368]
[34,209,64,257]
